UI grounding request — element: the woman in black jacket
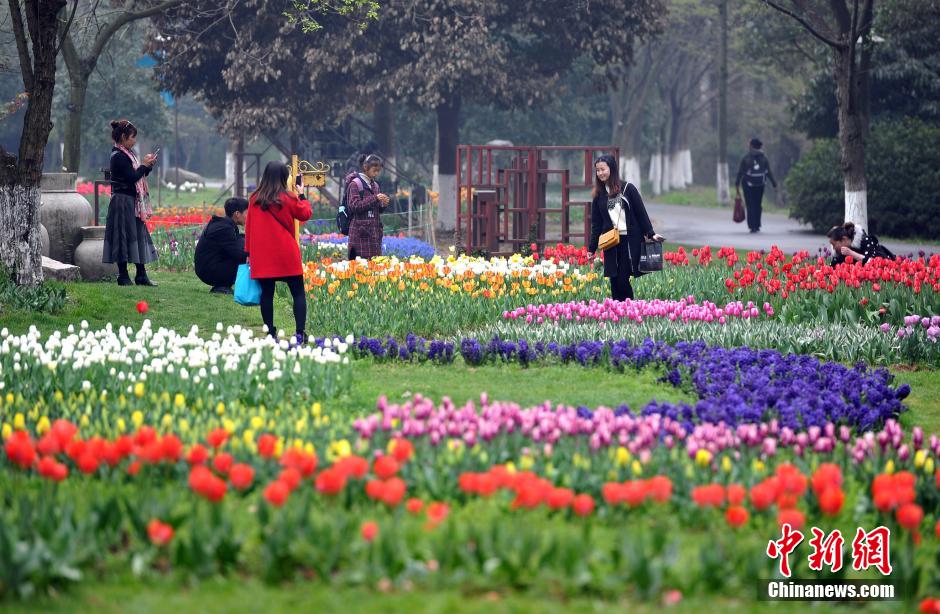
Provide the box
[587,155,664,301]
[103,119,159,286]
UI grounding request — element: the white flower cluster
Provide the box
[164,180,201,193]
[0,322,353,389]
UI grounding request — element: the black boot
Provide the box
[117,263,133,286]
[135,264,157,287]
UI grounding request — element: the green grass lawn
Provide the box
[8,574,903,614]
[653,184,785,210]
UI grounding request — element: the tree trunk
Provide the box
[834,45,869,233]
[435,95,460,231]
[716,0,730,204]
[0,181,44,286]
[0,0,68,285]
[374,99,396,170]
[62,72,90,172]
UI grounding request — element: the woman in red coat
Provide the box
[245,160,312,344]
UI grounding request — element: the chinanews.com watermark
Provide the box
[759,580,896,602]
[759,523,899,602]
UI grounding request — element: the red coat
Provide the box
[244,190,312,279]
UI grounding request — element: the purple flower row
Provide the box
[315,335,910,431]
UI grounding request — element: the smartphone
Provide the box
[295,174,303,186]
[151,147,160,156]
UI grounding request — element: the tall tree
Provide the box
[0,0,71,286]
[320,0,664,230]
[716,0,729,204]
[60,0,184,172]
[761,0,876,232]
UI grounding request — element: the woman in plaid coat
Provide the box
[346,154,390,260]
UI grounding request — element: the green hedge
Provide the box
[787,118,940,239]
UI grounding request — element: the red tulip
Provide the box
[229,463,255,491]
[360,520,379,542]
[572,493,595,517]
[147,519,174,546]
[136,300,148,314]
[725,506,749,528]
[263,480,289,507]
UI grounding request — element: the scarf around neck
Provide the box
[115,143,152,219]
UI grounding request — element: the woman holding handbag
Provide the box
[587,155,664,301]
[245,161,312,344]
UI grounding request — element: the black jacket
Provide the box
[194,216,248,280]
[736,149,776,189]
[589,183,656,278]
[110,146,152,198]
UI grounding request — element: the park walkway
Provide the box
[647,202,938,257]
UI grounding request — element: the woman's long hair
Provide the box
[251,161,290,211]
[592,154,621,199]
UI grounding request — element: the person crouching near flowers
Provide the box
[587,154,664,301]
[345,153,390,261]
[103,119,158,286]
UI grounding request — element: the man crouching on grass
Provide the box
[194,197,249,294]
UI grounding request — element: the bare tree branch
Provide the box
[7,0,34,92]
[761,0,845,48]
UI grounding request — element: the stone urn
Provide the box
[40,223,49,257]
[40,172,93,264]
[73,226,117,281]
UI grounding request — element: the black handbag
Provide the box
[639,239,663,272]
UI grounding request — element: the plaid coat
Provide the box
[346,173,383,260]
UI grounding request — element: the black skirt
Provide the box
[102,193,157,264]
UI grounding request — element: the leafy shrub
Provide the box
[0,267,68,314]
[787,118,940,239]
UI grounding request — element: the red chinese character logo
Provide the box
[807,527,844,572]
[851,526,892,576]
[767,522,805,577]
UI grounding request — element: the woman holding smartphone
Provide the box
[103,119,159,286]
[245,160,312,345]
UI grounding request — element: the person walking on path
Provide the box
[735,138,777,233]
[245,161,312,344]
[587,154,664,301]
[194,197,249,294]
[345,153,390,261]
[103,119,159,286]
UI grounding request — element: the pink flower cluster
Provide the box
[883,315,940,341]
[351,395,940,466]
[501,297,774,325]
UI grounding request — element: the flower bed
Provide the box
[302,254,605,337]
[301,233,436,260]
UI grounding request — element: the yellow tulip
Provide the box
[36,416,50,435]
[695,449,712,467]
[13,413,25,430]
[131,410,144,428]
[615,446,631,467]
[134,382,145,398]
[519,455,534,471]
[216,401,225,415]
[721,456,733,473]
[2,423,12,440]
[174,393,186,409]
[925,457,935,476]
[752,459,766,473]
[884,459,895,474]
[631,460,643,476]
[250,416,264,430]
[117,418,127,433]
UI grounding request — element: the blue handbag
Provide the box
[234,263,261,306]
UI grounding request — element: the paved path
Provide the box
[647,202,937,257]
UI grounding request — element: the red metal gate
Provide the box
[456,145,618,255]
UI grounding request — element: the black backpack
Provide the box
[337,175,371,236]
[744,153,769,187]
